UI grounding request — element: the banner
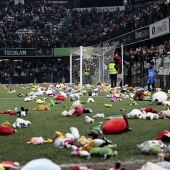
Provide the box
[0,49,36,57]
[149,17,170,39]
[134,26,149,42]
[44,0,68,3]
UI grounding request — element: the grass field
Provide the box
[0,84,169,168]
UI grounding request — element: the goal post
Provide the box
[70,44,124,87]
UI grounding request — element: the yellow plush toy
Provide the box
[47,131,64,143]
[36,98,46,104]
[78,136,92,147]
[33,103,50,111]
[81,140,97,152]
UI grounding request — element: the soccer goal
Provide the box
[70,45,122,87]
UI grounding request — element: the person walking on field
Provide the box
[108,59,118,88]
[147,61,157,92]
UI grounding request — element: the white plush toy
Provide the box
[161,101,170,106]
[143,112,159,120]
[87,97,94,103]
[127,109,144,119]
[70,127,80,141]
[137,162,167,170]
[53,138,71,148]
[85,116,94,123]
[13,118,31,128]
[151,91,168,105]
[93,113,105,118]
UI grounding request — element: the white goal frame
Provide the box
[70,45,124,87]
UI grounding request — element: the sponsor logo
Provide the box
[135,29,149,39]
[4,50,27,56]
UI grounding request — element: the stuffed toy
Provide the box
[127,109,144,119]
[0,126,16,135]
[50,98,55,106]
[33,103,50,111]
[138,162,169,170]
[0,110,16,115]
[137,140,165,155]
[90,144,118,158]
[54,94,66,101]
[78,136,92,147]
[1,121,10,127]
[161,101,170,106]
[17,93,24,97]
[104,104,112,107]
[70,127,80,141]
[93,113,105,118]
[24,95,37,102]
[61,100,84,117]
[129,98,138,105]
[142,112,159,120]
[140,107,158,114]
[7,89,16,94]
[12,118,31,128]
[151,91,168,105]
[158,130,170,142]
[133,90,146,101]
[18,107,28,117]
[85,116,94,123]
[102,114,130,134]
[0,161,20,169]
[83,108,92,113]
[53,137,72,148]
[21,158,61,170]
[87,97,94,103]
[47,131,65,143]
[158,109,170,119]
[70,148,91,158]
[87,125,103,139]
[36,98,47,104]
[27,137,49,145]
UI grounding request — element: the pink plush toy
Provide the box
[27,137,49,144]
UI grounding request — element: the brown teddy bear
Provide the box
[133,90,145,101]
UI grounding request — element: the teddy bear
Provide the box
[33,103,50,111]
[61,100,84,117]
[133,90,146,101]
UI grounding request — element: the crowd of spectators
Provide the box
[0,0,170,83]
[0,0,170,48]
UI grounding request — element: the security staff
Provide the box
[84,67,91,84]
[108,59,118,88]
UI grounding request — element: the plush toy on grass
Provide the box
[130,98,138,105]
[87,97,94,103]
[90,144,118,158]
[85,116,94,123]
[87,125,103,139]
[27,137,49,145]
[158,109,170,119]
[12,118,31,128]
[1,121,10,127]
[36,98,47,104]
[18,107,28,117]
[137,140,165,155]
[0,126,16,135]
[143,112,159,120]
[151,91,168,105]
[93,113,105,118]
[161,101,170,106]
[0,161,20,169]
[127,109,144,119]
[61,100,84,117]
[47,131,65,143]
[104,104,112,107]
[50,98,55,106]
[33,103,50,111]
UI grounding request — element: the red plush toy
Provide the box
[102,115,129,134]
[0,126,16,135]
[54,95,66,101]
[140,107,158,114]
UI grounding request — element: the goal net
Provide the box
[70,45,118,86]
